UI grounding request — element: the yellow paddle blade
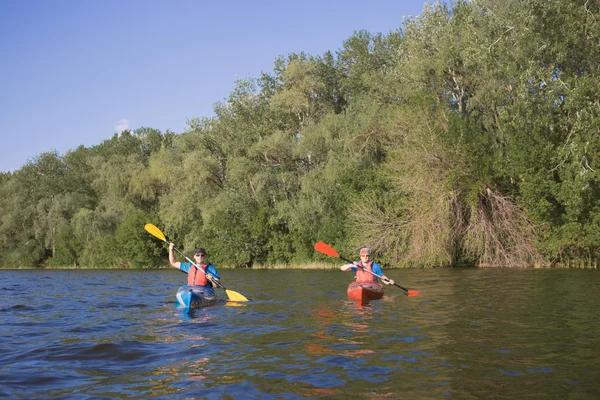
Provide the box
[225,301,247,307]
[225,289,249,302]
[144,223,166,242]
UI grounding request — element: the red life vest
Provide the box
[187,263,210,286]
[355,260,376,282]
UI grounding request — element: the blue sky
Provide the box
[0,0,428,173]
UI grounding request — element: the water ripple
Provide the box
[0,268,599,399]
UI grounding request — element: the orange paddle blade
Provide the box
[314,242,340,258]
[407,290,421,297]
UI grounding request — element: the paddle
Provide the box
[144,223,250,302]
[314,241,421,297]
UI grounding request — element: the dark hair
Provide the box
[194,247,206,255]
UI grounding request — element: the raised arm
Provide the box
[168,243,181,269]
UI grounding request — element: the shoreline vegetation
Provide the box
[0,263,339,270]
[2,1,600,270]
[1,263,598,270]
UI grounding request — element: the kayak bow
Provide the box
[347,281,384,302]
[176,285,218,309]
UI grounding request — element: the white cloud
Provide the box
[114,118,131,133]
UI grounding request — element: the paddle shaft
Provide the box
[313,241,419,296]
[171,245,250,301]
[171,245,226,290]
[340,255,413,293]
[145,223,249,301]
[144,224,243,294]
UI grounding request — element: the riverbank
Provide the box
[0,262,340,270]
[1,262,598,270]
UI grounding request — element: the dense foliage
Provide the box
[2,0,599,268]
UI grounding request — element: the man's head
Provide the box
[359,248,370,260]
[194,248,206,258]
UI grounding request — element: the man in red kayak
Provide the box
[340,248,395,285]
[168,243,221,288]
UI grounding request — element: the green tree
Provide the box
[115,209,163,268]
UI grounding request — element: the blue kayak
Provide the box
[176,285,218,309]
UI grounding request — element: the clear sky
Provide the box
[0,0,428,173]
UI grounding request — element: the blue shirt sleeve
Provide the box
[179,262,192,273]
[372,262,384,276]
[206,264,220,280]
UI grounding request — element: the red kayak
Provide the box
[347,281,384,301]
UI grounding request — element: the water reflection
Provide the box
[306,308,337,356]
[178,307,216,325]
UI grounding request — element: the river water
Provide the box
[1,268,599,399]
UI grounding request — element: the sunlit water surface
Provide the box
[1,268,599,399]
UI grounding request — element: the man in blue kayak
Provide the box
[340,248,395,285]
[168,243,220,288]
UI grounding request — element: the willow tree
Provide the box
[373,0,600,267]
[341,1,546,267]
[455,0,600,265]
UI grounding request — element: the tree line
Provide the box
[1,0,599,269]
